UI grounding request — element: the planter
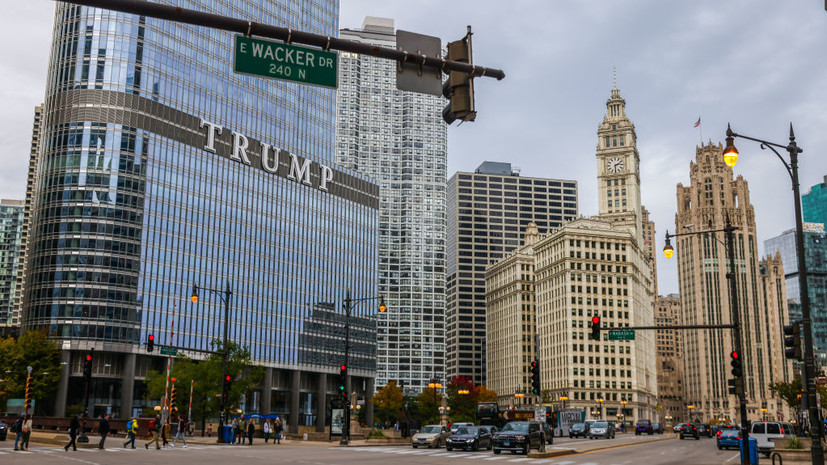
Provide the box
[771,449,812,465]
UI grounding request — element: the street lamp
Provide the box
[428,378,443,425]
[724,123,823,465]
[687,405,695,422]
[190,281,232,441]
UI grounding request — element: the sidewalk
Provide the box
[530,432,676,458]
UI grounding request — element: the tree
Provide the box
[477,385,498,403]
[144,340,263,435]
[416,387,442,425]
[770,377,827,414]
[371,380,403,425]
[446,376,478,422]
[0,329,61,415]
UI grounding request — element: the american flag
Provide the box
[694,117,701,128]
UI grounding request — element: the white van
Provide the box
[750,421,796,457]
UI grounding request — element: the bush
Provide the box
[786,436,802,449]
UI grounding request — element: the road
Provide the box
[0,435,742,465]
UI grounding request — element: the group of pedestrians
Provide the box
[229,416,282,445]
[12,414,32,451]
[262,417,283,444]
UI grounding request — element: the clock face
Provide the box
[607,157,624,174]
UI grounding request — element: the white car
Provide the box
[750,421,796,457]
[412,424,451,448]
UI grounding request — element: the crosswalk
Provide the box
[0,444,224,455]
[335,446,618,465]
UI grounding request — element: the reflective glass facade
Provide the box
[0,200,25,326]
[26,0,380,386]
[803,176,827,226]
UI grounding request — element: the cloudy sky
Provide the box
[2,1,826,295]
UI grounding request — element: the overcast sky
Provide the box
[2,1,826,295]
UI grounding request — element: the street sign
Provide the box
[817,376,827,385]
[534,406,545,422]
[160,347,178,356]
[234,35,338,89]
[608,330,635,341]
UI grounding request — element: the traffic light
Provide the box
[784,323,802,360]
[83,352,93,380]
[24,375,32,410]
[591,316,601,340]
[223,374,232,400]
[442,30,476,125]
[147,333,155,353]
[191,285,199,303]
[170,386,178,413]
[727,378,744,397]
[530,359,541,395]
[730,351,742,377]
[338,364,348,397]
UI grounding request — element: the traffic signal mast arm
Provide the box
[63,0,506,81]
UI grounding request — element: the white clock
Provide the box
[607,157,624,174]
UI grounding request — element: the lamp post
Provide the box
[429,378,443,425]
[190,281,232,441]
[724,123,823,465]
[340,292,386,445]
[664,219,750,463]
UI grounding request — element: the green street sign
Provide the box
[234,35,338,89]
[160,347,178,356]
[608,330,635,341]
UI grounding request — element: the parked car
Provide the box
[589,421,615,439]
[492,421,546,455]
[446,426,492,451]
[450,422,475,434]
[569,422,589,438]
[751,421,797,457]
[412,424,451,448]
[695,423,713,438]
[635,419,653,435]
[652,422,664,434]
[541,422,554,444]
[716,426,741,450]
[679,423,700,440]
[0,420,7,441]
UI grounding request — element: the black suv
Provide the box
[635,420,653,435]
[680,423,700,440]
[492,421,546,455]
[652,422,664,434]
[569,422,589,438]
[696,423,713,438]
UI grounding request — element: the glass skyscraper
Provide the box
[803,176,827,226]
[0,199,25,328]
[26,1,379,430]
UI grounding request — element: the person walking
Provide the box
[161,417,170,447]
[12,414,24,451]
[21,414,32,451]
[98,413,110,449]
[172,414,188,448]
[247,420,255,445]
[145,414,161,449]
[207,423,213,438]
[123,417,138,448]
[273,417,282,445]
[65,415,80,451]
[263,419,271,444]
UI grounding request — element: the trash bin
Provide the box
[221,425,234,444]
[740,437,758,464]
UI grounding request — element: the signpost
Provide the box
[608,330,635,341]
[234,35,338,89]
[160,347,178,357]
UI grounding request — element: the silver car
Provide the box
[589,421,615,439]
[412,424,451,448]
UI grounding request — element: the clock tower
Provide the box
[596,80,642,241]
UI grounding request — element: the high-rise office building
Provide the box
[641,206,657,295]
[655,294,683,423]
[803,175,827,225]
[446,162,577,386]
[337,17,447,392]
[674,142,793,422]
[0,199,25,328]
[765,224,827,351]
[26,2,379,430]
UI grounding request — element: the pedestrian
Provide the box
[273,417,282,444]
[247,419,255,445]
[65,415,80,451]
[123,417,138,448]
[21,414,32,451]
[172,414,188,448]
[161,417,170,447]
[237,415,246,445]
[145,414,161,449]
[12,414,24,451]
[98,413,110,449]
[263,419,271,443]
[230,417,238,444]
[207,423,213,438]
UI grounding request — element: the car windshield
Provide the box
[502,422,529,432]
[457,427,478,435]
[573,423,585,429]
[593,422,609,428]
[722,428,739,434]
[420,426,441,434]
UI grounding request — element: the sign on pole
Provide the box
[160,347,178,356]
[608,330,636,341]
[234,35,338,89]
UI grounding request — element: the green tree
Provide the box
[144,341,263,435]
[416,387,442,425]
[446,376,478,422]
[770,377,827,413]
[371,380,403,425]
[0,329,61,415]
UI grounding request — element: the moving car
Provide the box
[412,424,450,448]
[589,421,615,439]
[446,426,492,451]
[492,421,546,455]
[751,421,797,457]
[679,423,700,440]
[652,422,664,434]
[696,423,713,438]
[569,422,589,438]
[635,419,653,435]
[0,420,7,441]
[716,426,740,450]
